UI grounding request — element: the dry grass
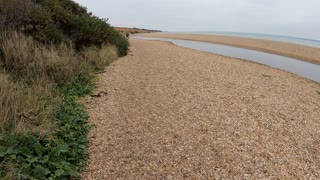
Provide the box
[83,45,118,70]
[0,32,75,135]
[0,73,56,135]
[0,31,79,83]
[0,31,119,135]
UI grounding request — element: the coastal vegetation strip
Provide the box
[115,27,161,36]
[140,33,320,65]
[0,0,127,179]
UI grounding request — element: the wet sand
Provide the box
[140,33,320,65]
[82,39,320,179]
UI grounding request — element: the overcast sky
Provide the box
[73,0,320,40]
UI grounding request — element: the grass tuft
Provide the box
[0,32,79,84]
[83,45,118,70]
[0,73,56,135]
[262,74,272,78]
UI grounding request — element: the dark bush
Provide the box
[0,0,32,30]
[21,0,128,55]
[23,4,64,44]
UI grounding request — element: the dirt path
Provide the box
[82,39,320,179]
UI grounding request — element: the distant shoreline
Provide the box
[114,27,161,35]
[139,33,320,65]
[170,31,320,47]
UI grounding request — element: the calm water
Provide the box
[133,36,320,84]
[166,31,320,48]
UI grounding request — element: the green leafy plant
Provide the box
[60,74,94,97]
[1,95,91,179]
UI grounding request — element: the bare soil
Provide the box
[82,39,320,179]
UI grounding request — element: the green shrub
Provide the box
[23,3,64,44]
[1,0,128,56]
[0,0,32,30]
[20,0,129,55]
[60,74,94,97]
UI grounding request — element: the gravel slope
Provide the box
[140,33,320,65]
[82,39,320,179]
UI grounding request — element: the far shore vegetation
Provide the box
[0,0,128,179]
[115,27,161,36]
